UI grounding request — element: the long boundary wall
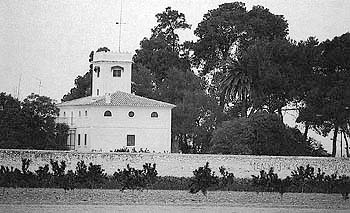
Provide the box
[1,149,349,178]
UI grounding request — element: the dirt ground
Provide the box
[0,188,350,212]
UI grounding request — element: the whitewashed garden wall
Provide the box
[1,149,349,178]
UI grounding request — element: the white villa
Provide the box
[56,51,175,152]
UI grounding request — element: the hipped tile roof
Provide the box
[57,91,176,108]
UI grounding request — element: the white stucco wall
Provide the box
[91,52,133,96]
[2,150,350,178]
[58,105,172,153]
[92,61,132,95]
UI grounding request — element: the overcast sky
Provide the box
[1,0,349,101]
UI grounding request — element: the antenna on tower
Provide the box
[33,77,43,95]
[116,0,126,52]
[17,73,22,99]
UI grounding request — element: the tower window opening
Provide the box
[113,69,121,77]
[95,66,100,77]
[111,66,123,77]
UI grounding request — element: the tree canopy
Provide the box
[210,112,325,156]
[0,93,69,150]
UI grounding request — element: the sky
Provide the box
[1,0,349,153]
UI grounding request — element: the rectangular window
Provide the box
[95,66,100,77]
[97,89,99,96]
[63,112,66,117]
[84,134,87,146]
[113,69,121,77]
[85,110,87,116]
[127,135,135,146]
[78,134,81,146]
[79,111,81,117]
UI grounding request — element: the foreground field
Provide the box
[1,188,350,212]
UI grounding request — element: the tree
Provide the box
[221,58,250,117]
[162,68,222,153]
[297,33,350,157]
[96,47,110,52]
[151,6,191,52]
[62,71,92,102]
[210,112,317,156]
[21,93,60,149]
[221,38,297,118]
[133,7,223,153]
[0,93,25,148]
[193,2,289,110]
[0,92,67,150]
[291,37,321,141]
[133,7,191,85]
[62,48,105,102]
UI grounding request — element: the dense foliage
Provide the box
[210,112,326,156]
[0,93,69,150]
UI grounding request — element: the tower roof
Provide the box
[92,51,133,63]
[57,91,176,108]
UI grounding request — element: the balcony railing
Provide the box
[55,117,74,126]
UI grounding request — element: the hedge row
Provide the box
[0,159,349,200]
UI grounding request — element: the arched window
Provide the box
[104,110,112,117]
[128,111,134,117]
[151,112,158,118]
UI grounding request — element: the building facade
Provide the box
[56,51,175,152]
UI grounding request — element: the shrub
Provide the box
[290,165,315,193]
[252,167,289,198]
[210,112,320,156]
[86,162,107,189]
[49,159,67,189]
[35,164,51,187]
[113,163,158,191]
[218,166,235,189]
[75,160,88,187]
[189,162,218,196]
[337,175,350,200]
[63,170,76,192]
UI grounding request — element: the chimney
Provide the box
[105,93,111,104]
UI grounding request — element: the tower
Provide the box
[91,51,133,96]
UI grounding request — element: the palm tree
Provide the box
[221,58,251,117]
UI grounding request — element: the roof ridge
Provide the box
[58,91,176,108]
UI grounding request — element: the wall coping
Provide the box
[1,149,349,161]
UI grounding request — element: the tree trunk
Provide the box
[343,131,349,158]
[278,107,283,122]
[303,123,310,142]
[332,125,339,157]
[241,98,247,118]
[219,93,225,112]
